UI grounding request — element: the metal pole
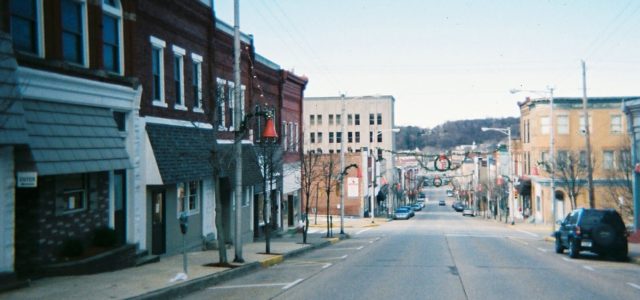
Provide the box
[232,0,244,263]
[549,87,556,232]
[582,60,595,208]
[182,234,187,274]
[370,150,375,223]
[340,94,346,235]
[508,128,514,225]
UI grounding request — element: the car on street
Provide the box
[446,190,454,197]
[452,202,465,212]
[554,208,628,260]
[438,199,446,206]
[399,206,415,218]
[462,207,475,217]
[394,207,412,220]
[411,203,422,211]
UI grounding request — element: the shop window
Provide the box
[177,180,200,216]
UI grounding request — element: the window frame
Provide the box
[215,78,227,129]
[150,36,167,107]
[102,0,124,74]
[610,114,622,134]
[172,45,186,110]
[9,0,45,57]
[61,0,89,67]
[177,180,201,217]
[191,53,204,113]
[540,116,550,134]
[603,150,615,170]
[557,115,569,135]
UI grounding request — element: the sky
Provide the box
[214,0,640,128]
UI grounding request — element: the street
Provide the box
[183,188,640,300]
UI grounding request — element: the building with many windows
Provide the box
[517,96,636,224]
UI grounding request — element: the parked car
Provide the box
[411,203,422,211]
[438,199,446,206]
[555,208,628,260]
[462,207,475,217]
[446,190,454,197]
[399,206,415,217]
[417,200,425,209]
[394,207,411,220]
[452,202,465,212]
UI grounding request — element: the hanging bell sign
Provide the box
[262,117,278,139]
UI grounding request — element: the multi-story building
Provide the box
[303,95,396,215]
[517,96,634,224]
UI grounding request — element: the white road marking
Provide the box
[515,229,539,237]
[340,254,348,259]
[209,282,290,289]
[322,263,332,269]
[583,265,595,271]
[537,247,548,253]
[282,278,304,290]
[627,282,640,290]
[323,247,363,251]
[562,257,573,262]
[356,228,372,235]
[357,246,364,250]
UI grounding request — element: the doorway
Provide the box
[151,190,166,255]
[114,170,126,245]
[287,195,294,226]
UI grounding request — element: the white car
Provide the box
[462,207,475,217]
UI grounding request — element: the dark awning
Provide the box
[17,99,131,175]
[146,123,263,185]
[516,177,532,196]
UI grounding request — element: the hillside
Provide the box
[395,117,520,151]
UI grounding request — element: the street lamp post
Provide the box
[511,87,556,231]
[481,127,512,224]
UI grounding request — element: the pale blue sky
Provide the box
[214,0,640,128]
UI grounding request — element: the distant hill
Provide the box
[395,117,519,151]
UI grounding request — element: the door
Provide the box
[151,190,166,255]
[114,170,126,245]
[287,195,294,226]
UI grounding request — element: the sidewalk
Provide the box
[482,216,640,265]
[0,217,381,300]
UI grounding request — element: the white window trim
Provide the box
[191,53,204,113]
[102,0,124,75]
[150,36,167,107]
[540,116,550,134]
[240,85,246,122]
[172,45,185,109]
[227,81,235,131]
[62,0,90,67]
[177,181,201,217]
[610,114,623,134]
[216,78,226,130]
[557,115,569,135]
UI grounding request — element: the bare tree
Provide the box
[320,154,340,238]
[541,151,588,210]
[601,140,634,223]
[300,150,321,244]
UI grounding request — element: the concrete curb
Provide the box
[127,238,338,300]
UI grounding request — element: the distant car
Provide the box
[452,202,465,212]
[438,200,446,206]
[462,207,475,217]
[555,208,628,260]
[394,208,411,220]
[400,206,415,217]
[411,203,422,211]
[446,190,454,197]
[417,201,425,209]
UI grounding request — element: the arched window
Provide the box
[102,0,123,74]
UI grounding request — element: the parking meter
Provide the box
[179,212,188,234]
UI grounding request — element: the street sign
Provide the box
[17,172,37,188]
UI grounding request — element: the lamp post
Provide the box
[232,0,243,263]
[481,127,513,224]
[511,87,556,231]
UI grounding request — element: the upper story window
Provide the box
[215,78,227,129]
[102,0,123,74]
[347,114,353,125]
[377,113,382,125]
[317,132,323,143]
[348,132,353,143]
[226,81,235,129]
[329,132,334,143]
[61,0,88,66]
[610,115,622,134]
[336,114,341,125]
[191,53,203,112]
[10,0,44,57]
[310,115,315,126]
[282,121,288,150]
[603,150,614,170]
[172,46,186,109]
[150,36,166,106]
[369,131,373,143]
[310,132,315,144]
[579,114,593,134]
[328,114,334,125]
[355,114,360,125]
[540,116,550,134]
[355,131,360,143]
[317,114,322,125]
[557,115,569,134]
[377,130,382,142]
[113,111,126,132]
[369,113,375,125]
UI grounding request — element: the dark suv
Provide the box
[555,208,628,260]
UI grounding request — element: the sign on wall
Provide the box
[347,177,359,197]
[17,172,38,188]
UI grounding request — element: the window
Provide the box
[579,114,593,134]
[310,115,315,125]
[540,116,550,134]
[61,0,87,65]
[377,148,383,158]
[282,122,288,150]
[540,151,547,163]
[113,111,126,132]
[10,0,43,56]
[227,81,235,129]
[216,78,226,128]
[102,0,122,73]
[355,114,360,125]
[603,150,614,170]
[178,181,200,215]
[336,132,342,144]
[56,173,96,215]
[317,132,323,143]
[620,150,631,167]
[369,131,373,143]
[172,46,185,108]
[348,114,353,125]
[377,113,382,125]
[557,151,568,167]
[348,132,353,143]
[150,36,166,106]
[310,132,315,144]
[557,115,569,134]
[336,114,341,125]
[329,114,334,125]
[317,114,322,125]
[579,151,587,167]
[355,131,360,143]
[377,131,382,142]
[329,132,334,143]
[191,53,203,111]
[293,123,299,152]
[611,115,622,134]
[369,113,375,125]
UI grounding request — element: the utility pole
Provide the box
[232,0,244,263]
[549,87,556,232]
[582,60,595,208]
[339,94,346,235]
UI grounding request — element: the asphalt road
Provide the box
[182,189,640,300]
